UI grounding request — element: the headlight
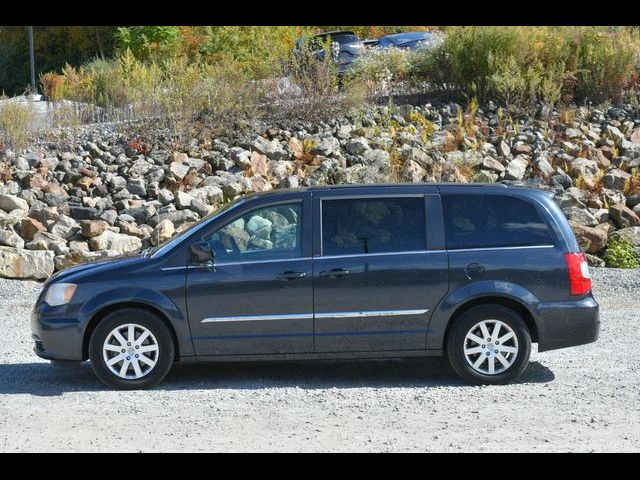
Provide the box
[44,283,77,306]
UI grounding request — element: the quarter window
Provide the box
[442,194,553,249]
[321,197,426,256]
[205,203,302,262]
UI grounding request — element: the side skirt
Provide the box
[178,349,443,363]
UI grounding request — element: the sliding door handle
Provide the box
[276,271,307,280]
[319,268,351,278]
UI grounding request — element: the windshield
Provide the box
[149,197,247,259]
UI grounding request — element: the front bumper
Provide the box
[31,308,86,361]
[535,294,600,352]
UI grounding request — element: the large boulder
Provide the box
[80,219,110,238]
[20,217,47,241]
[54,250,120,271]
[504,156,529,181]
[614,226,640,246]
[0,229,24,249]
[246,215,272,240]
[569,221,608,253]
[88,230,142,254]
[610,204,640,228]
[0,246,55,280]
[345,137,370,156]
[400,160,427,182]
[569,158,600,184]
[26,232,68,255]
[50,215,80,239]
[0,194,29,213]
[150,220,175,246]
[249,136,289,161]
[312,136,341,157]
[602,169,631,191]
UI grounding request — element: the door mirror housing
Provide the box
[190,241,214,265]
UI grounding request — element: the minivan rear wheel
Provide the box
[447,304,531,385]
[89,308,174,390]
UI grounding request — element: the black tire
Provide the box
[446,304,531,385]
[89,308,174,390]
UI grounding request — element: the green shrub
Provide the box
[415,26,640,109]
[0,101,33,149]
[604,236,640,269]
[348,47,415,94]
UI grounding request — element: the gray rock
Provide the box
[345,137,371,156]
[400,160,427,182]
[246,215,272,240]
[604,125,626,147]
[472,170,499,183]
[505,156,529,181]
[109,176,127,191]
[54,249,120,271]
[610,203,640,228]
[570,158,600,183]
[80,219,110,238]
[0,229,24,249]
[627,193,640,208]
[603,169,631,191]
[126,178,147,197]
[563,206,599,227]
[569,221,608,253]
[0,195,29,213]
[169,162,190,180]
[175,191,193,209]
[229,147,252,168]
[50,215,80,239]
[278,175,299,189]
[88,230,142,254]
[496,140,511,157]
[250,136,289,161]
[68,206,100,220]
[149,209,199,229]
[313,136,341,157]
[150,219,175,246]
[26,232,68,255]
[533,152,554,178]
[98,210,116,226]
[68,240,90,252]
[481,157,505,173]
[158,188,175,205]
[189,185,223,206]
[0,246,55,280]
[614,226,640,246]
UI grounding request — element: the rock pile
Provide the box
[1,101,640,279]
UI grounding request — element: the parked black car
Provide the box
[293,30,365,75]
[32,184,599,390]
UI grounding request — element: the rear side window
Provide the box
[321,197,426,256]
[442,194,553,250]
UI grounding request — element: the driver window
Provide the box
[204,202,302,263]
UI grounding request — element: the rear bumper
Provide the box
[535,294,600,352]
[30,309,86,361]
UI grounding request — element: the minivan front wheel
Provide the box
[89,308,174,390]
[447,304,531,385]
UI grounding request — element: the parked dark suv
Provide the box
[31,184,599,389]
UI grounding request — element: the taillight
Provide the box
[565,253,592,296]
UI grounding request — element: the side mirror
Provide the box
[190,242,214,266]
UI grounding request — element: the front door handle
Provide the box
[319,268,351,278]
[276,271,307,281]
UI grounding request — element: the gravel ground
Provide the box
[0,268,639,452]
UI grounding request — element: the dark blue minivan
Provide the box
[31,184,600,389]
